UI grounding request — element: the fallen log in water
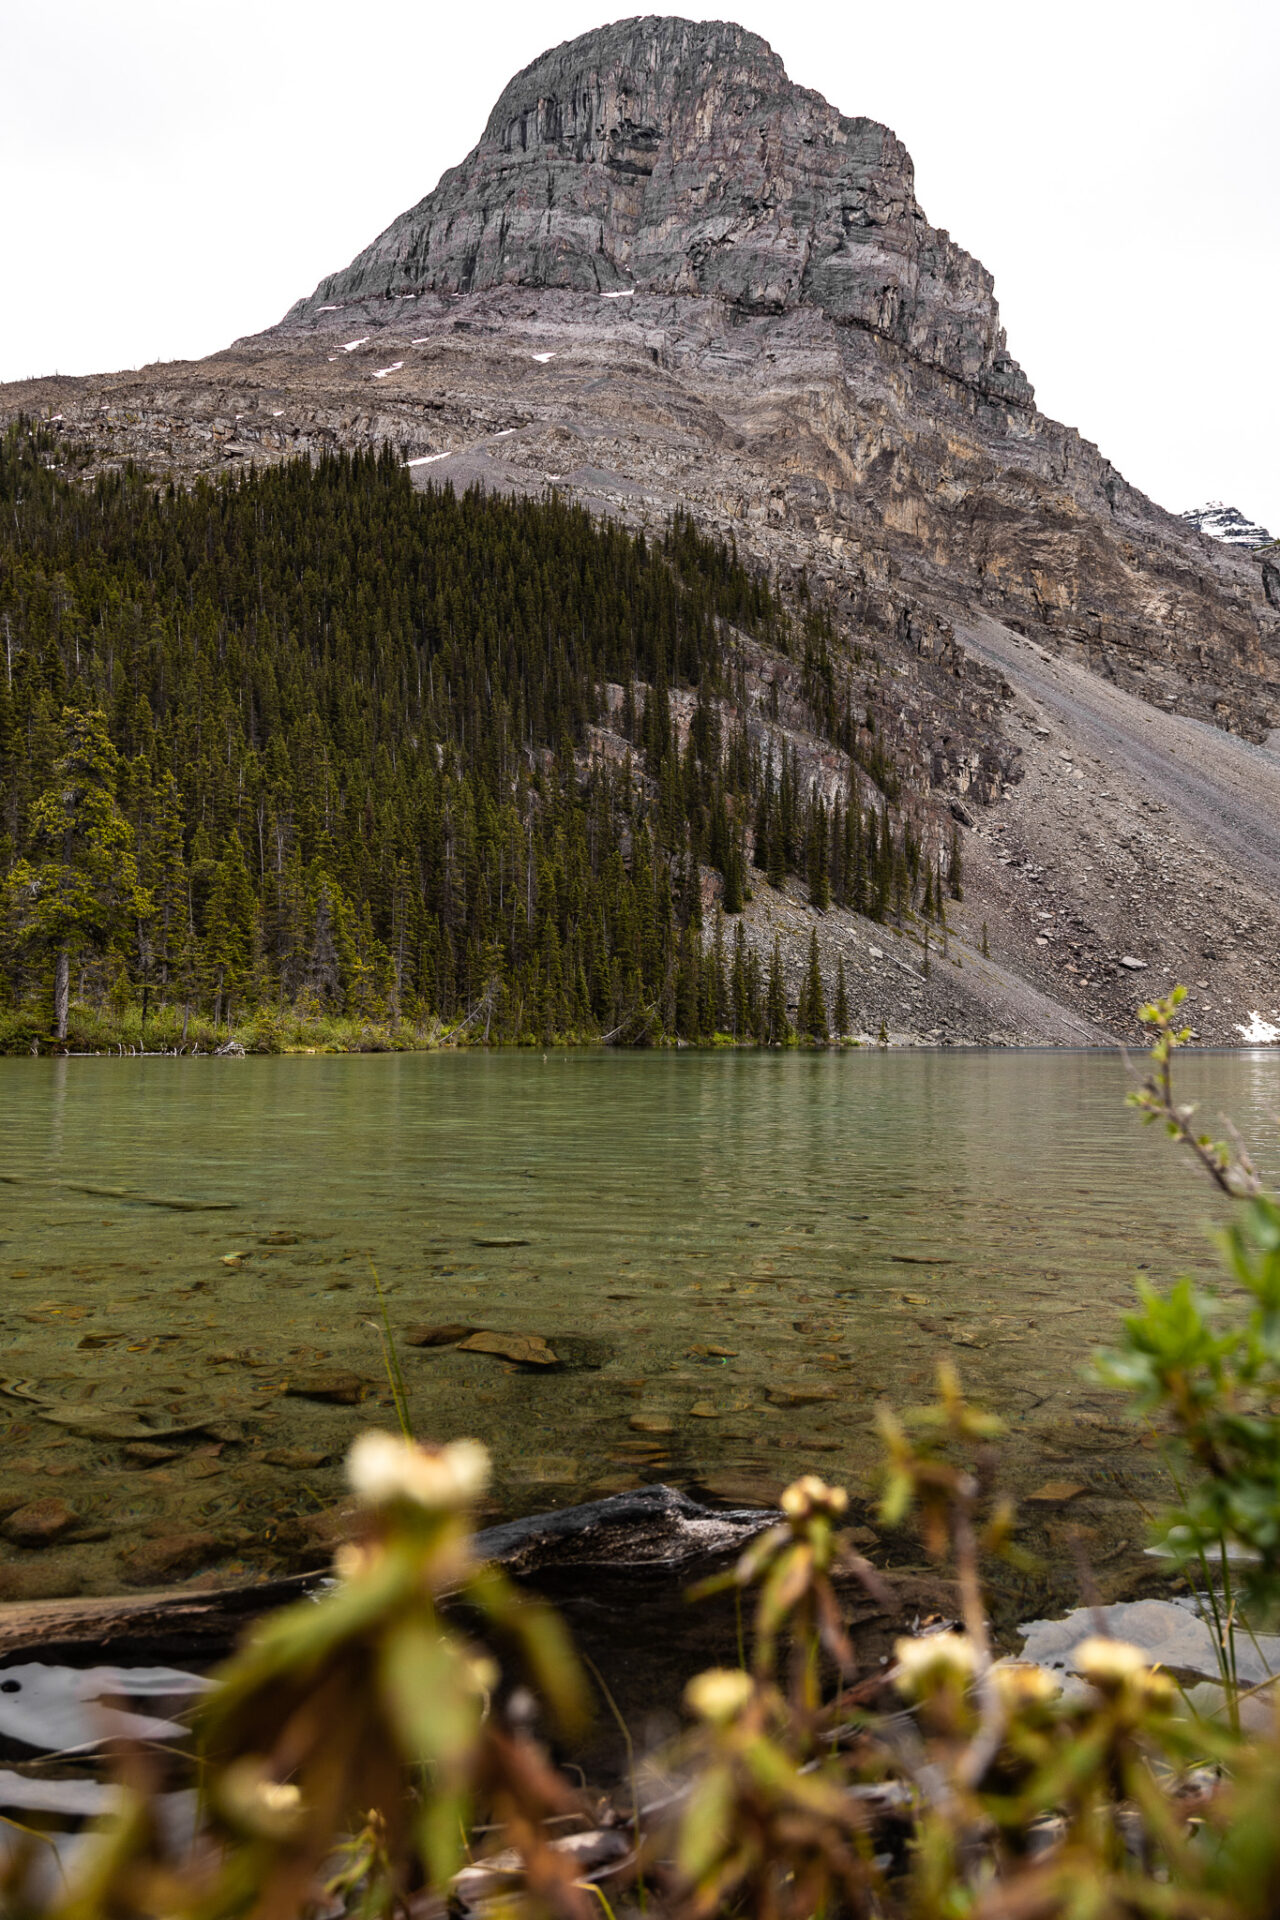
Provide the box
[0,1488,777,1663]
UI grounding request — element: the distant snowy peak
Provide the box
[1180,502,1273,548]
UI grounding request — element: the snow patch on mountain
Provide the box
[1180,502,1273,548]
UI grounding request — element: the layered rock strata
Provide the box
[294,17,1030,407]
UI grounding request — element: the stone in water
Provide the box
[457,1331,559,1367]
[285,1369,370,1404]
[766,1383,839,1407]
[2,1499,76,1548]
[1026,1481,1089,1505]
[404,1323,474,1347]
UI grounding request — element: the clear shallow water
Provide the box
[2,1049,1278,1598]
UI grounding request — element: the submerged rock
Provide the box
[1021,1599,1280,1690]
[2,1500,76,1548]
[548,1335,612,1371]
[765,1383,839,1407]
[262,1447,332,1469]
[697,1471,786,1507]
[37,1407,218,1443]
[284,1370,370,1404]
[457,1331,559,1367]
[123,1443,183,1467]
[119,1531,225,1586]
[403,1323,475,1347]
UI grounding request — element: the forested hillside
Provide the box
[0,420,950,1050]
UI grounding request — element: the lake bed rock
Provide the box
[284,1370,370,1404]
[403,1323,475,1347]
[123,1443,183,1467]
[1026,1480,1090,1505]
[765,1383,839,1408]
[119,1532,223,1586]
[2,1500,77,1548]
[457,1331,559,1367]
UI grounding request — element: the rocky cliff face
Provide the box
[293,16,1030,405]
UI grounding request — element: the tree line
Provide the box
[0,420,957,1048]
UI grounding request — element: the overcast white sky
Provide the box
[5,0,1276,532]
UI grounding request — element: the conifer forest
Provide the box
[0,420,958,1051]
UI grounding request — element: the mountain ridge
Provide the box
[2,16,1277,1046]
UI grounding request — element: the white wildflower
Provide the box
[992,1660,1060,1707]
[780,1475,849,1519]
[1073,1637,1148,1681]
[218,1758,304,1838]
[893,1631,978,1695]
[347,1432,491,1510]
[1074,1636,1174,1704]
[685,1667,755,1725]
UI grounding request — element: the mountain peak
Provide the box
[288,15,1031,403]
[1180,502,1273,549]
[484,16,785,140]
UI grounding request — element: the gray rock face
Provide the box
[291,15,1030,404]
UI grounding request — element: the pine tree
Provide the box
[3,706,149,1038]
[153,772,189,988]
[765,935,790,1045]
[834,952,849,1036]
[948,825,964,901]
[731,920,749,1038]
[722,822,746,914]
[203,830,256,1028]
[802,928,827,1040]
[807,797,830,910]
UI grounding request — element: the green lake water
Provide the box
[2,1048,1278,1599]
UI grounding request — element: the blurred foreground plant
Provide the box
[1104,989,1280,1619]
[31,1432,589,1920]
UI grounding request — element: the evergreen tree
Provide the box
[152,772,190,988]
[765,936,790,1046]
[203,831,257,1028]
[948,825,964,901]
[802,929,827,1040]
[807,797,830,910]
[3,706,148,1036]
[833,952,850,1036]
